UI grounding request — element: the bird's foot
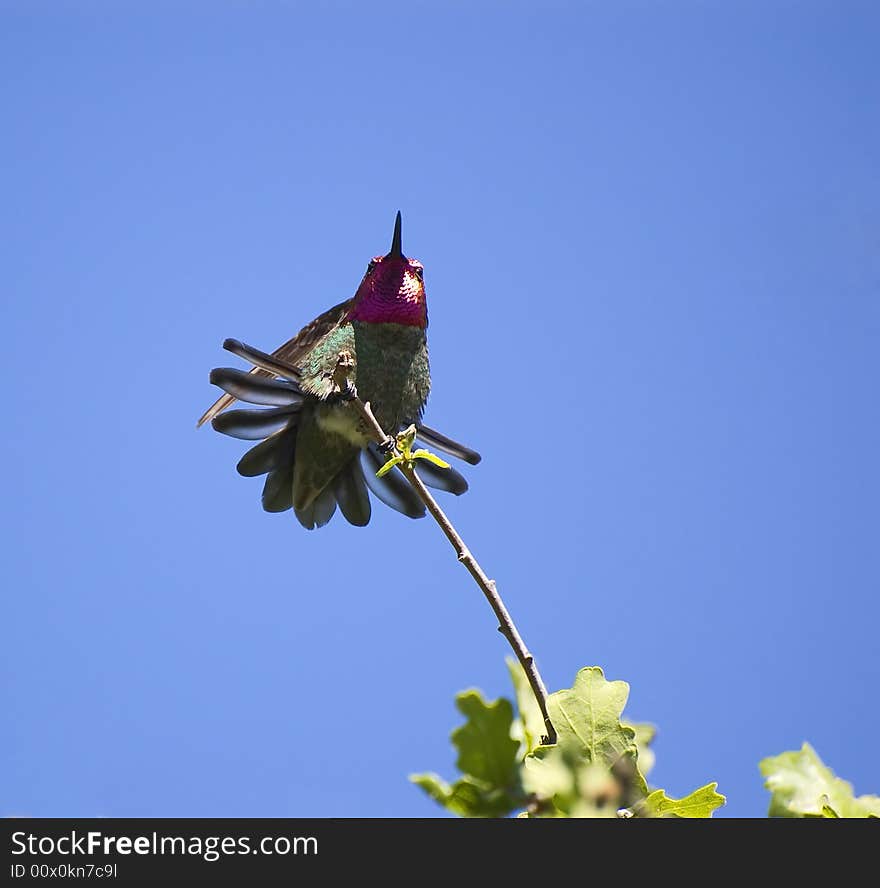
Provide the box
[331,350,357,400]
[337,378,357,401]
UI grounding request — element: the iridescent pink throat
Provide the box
[346,258,427,328]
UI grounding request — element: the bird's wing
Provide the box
[197,297,354,427]
[270,296,356,369]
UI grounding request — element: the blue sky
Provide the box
[2,2,878,817]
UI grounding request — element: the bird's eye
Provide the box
[367,260,377,273]
[413,267,424,280]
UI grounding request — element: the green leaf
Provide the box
[410,773,517,818]
[760,742,880,818]
[522,667,647,811]
[412,449,451,469]
[546,667,636,763]
[506,657,545,754]
[537,666,646,795]
[411,689,523,818]
[410,773,457,810]
[375,455,403,478]
[452,690,520,786]
[636,782,726,818]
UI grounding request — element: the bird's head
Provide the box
[347,211,427,328]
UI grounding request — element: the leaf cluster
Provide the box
[412,661,724,818]
[759,743,880,818]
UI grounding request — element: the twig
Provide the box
[332,352,557,745]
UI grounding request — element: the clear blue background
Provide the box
[2,1,878,818]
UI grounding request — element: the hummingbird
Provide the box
[199,212,481,529]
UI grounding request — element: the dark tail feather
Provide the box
[223,338,302,382]
[416,424,481,465]
[312,487,338,528]
[237,424,297,477]
[262,464,294,512]
[212,405,300,440]
[295,485,337,530]
[257,421,297,511]
[415,460,469,495]
[333,459,372,526]
[360,445,426,519]
[210,368,302,406]
[198,341,306,428]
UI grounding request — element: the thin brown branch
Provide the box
[333,352,557,745]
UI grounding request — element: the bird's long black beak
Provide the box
[387,210,404,259]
